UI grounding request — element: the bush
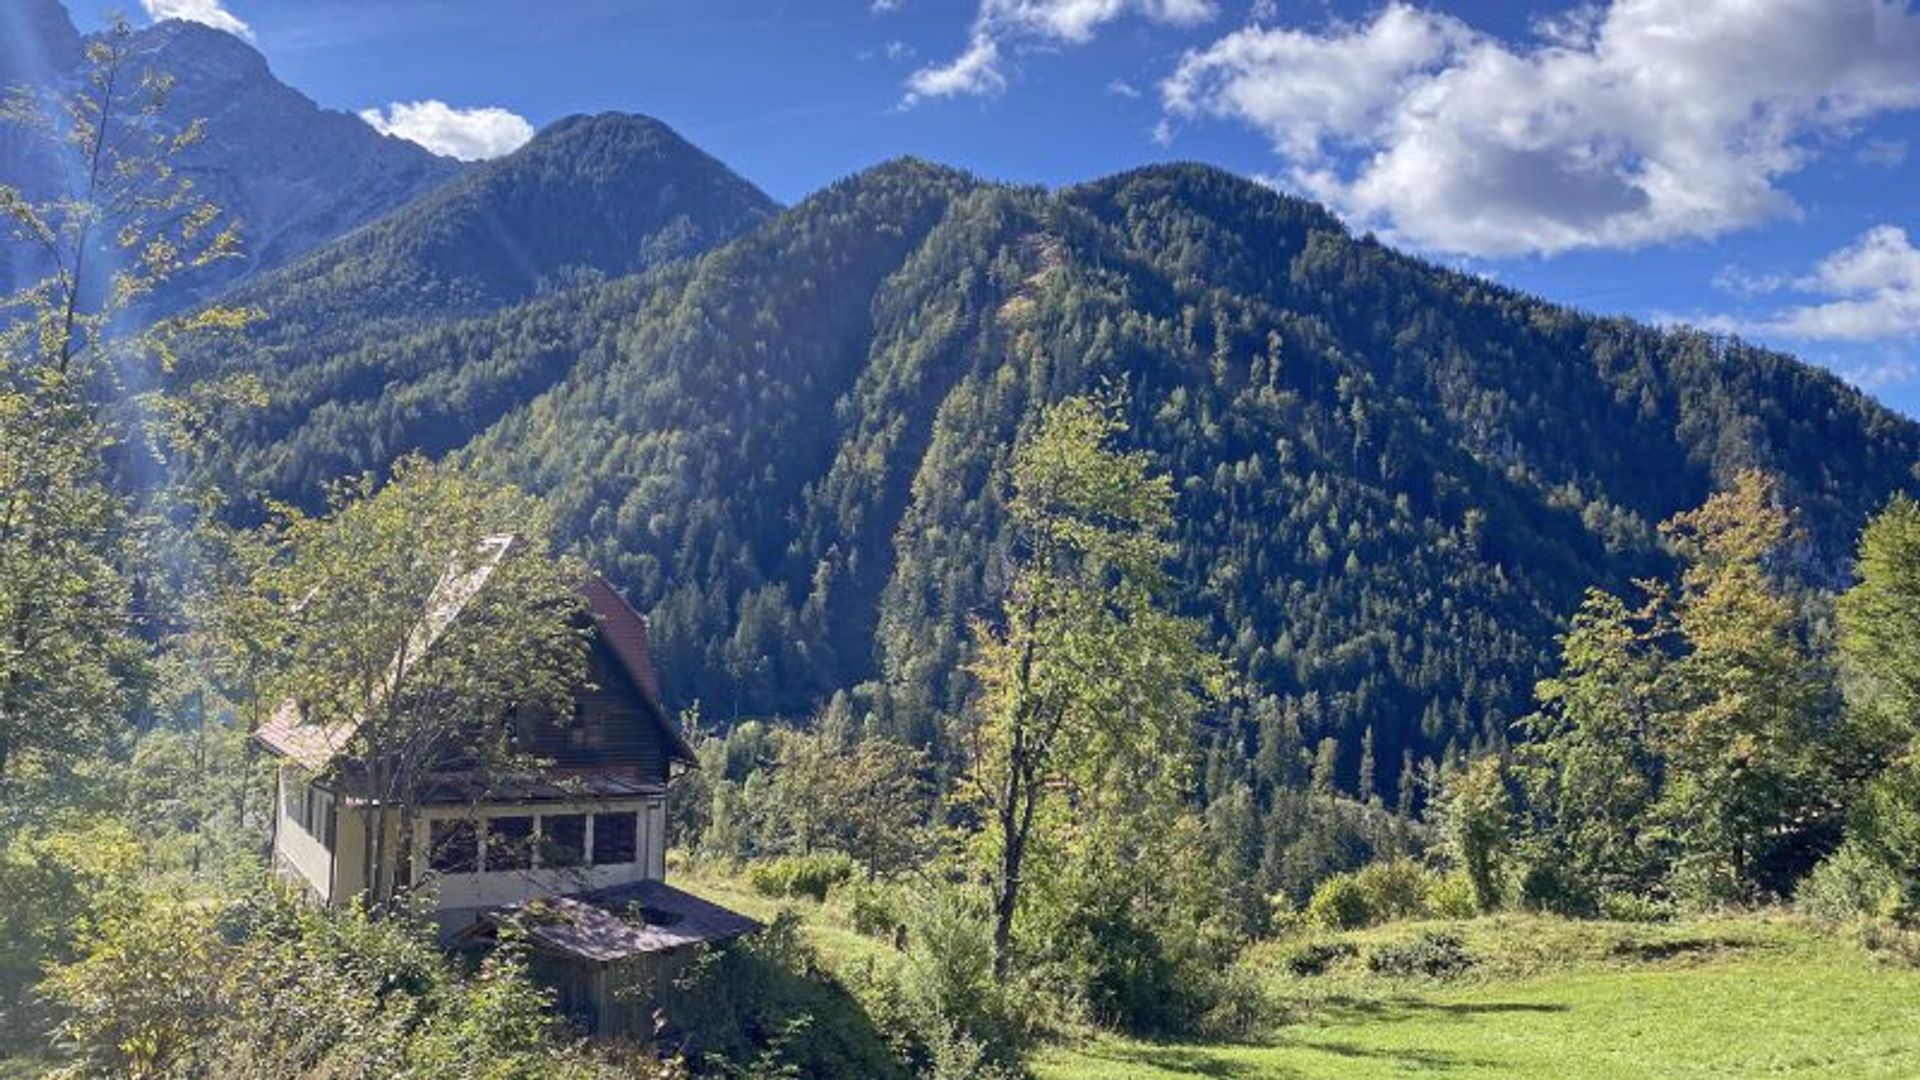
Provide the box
[1305,874,1372,930]
[1304,860,1436,930]
[895,887,1022,1065]
[1597,890,1675,923]
[1516,853,1597,917]
[843,879,903,940]
[666,910,906,1079]
[1799,844,1903,923]
[1426,871,1481,919]
[1279,939,1357,977]
[1351,860,1434,922]
[747,853,857,902]
[1365,931,1474,979]
[42,885,659,1080]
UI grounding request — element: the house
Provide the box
[255,540,757,1036]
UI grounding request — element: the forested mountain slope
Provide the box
[203,158,1920,795]
[189,112,779,503]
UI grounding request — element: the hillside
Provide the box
[0,0,460,309]
[195,156,1920,797]
[188,112,779,501]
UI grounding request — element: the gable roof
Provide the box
[256,537,695,772]
[581,576,697,766]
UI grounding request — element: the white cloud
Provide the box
[358,100,535,161]
[1162,0,1920,257]
[1765,226,1920,341]
[1106,78,1141,99]
[142,0,252,40]
[905,33,1005,103]
[907,0,1218,105]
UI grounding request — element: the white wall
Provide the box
[273,766,335,904]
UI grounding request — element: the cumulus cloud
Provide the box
[358,100,535,161]
[142,0,251,40]
[1162,0,1920,257]
[907,0,1217,104]
[1764,226,1920,341]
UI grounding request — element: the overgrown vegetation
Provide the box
[6,18,1920,1080]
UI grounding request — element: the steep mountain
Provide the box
[0,0,461,308]
[200,157,1920,798]
[190,112,779,503]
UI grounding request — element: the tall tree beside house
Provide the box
[258,456,587,907]
[0,18,244,790]
[960,394,1220,980]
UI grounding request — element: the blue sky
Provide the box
[77,0,1920,417]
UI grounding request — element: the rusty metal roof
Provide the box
[474,880,762,964]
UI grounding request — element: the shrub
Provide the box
[747,853,857,902]
[1597,890,1675,923]
[1303,861,1442,930]
[1799,843,1903,923]
[1305,874,1372,930]
[844,879,903,940]
[1279,939,1357,978]
[667,911,906,1078]
[1351,860,1434,922]
[1365,931,1474,979]
[1426,871,1481,919]
[896,887,1021,1064]
[1516,853,1597,917]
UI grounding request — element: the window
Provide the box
[486,816,535,872]
[429,819,477,874]
[592,811,637,865]
[542,814,586,868]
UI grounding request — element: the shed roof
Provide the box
[471,879,762,964]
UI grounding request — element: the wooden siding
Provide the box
[519,636,670,782]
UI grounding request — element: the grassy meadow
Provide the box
[673,863,1920,1080]
[1037,920,1920,1078]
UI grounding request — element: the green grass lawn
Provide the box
[670,866,1920,1079]
[1035,918,1920,1079]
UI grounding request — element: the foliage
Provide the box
[960,394,1221,977]
[1434,757,1512,914]
[0,15,249,793]
[39,884,664,1080]
[0,822,143,1049]
[1514,472,1849,909]
[1305,875,1373,932]
[747,854,857,903]
[1364,931,1474,979]
[255,455,587,904]
[665,910,906,1080]
[1654,471,1839,901]
[1798,843,1904,924]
